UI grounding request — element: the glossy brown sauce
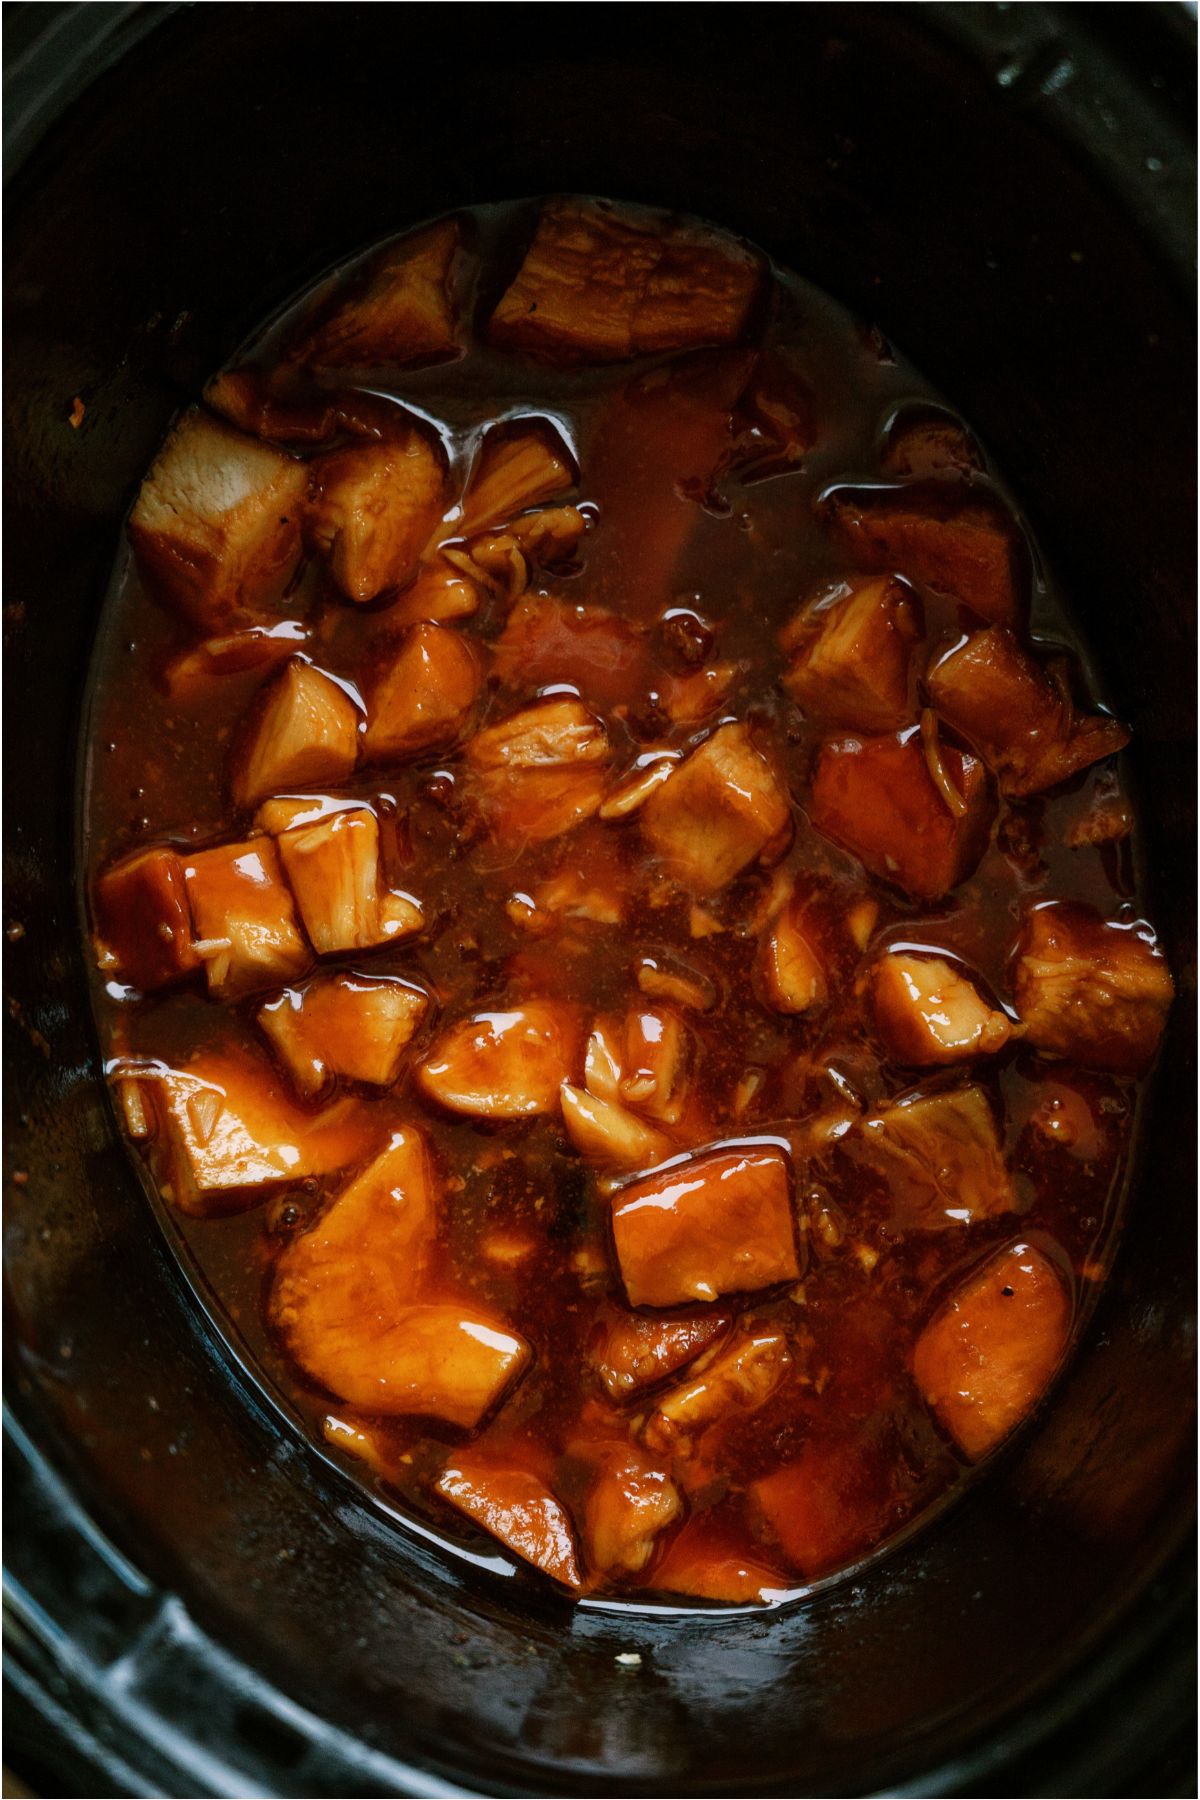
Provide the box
[81,197,1165,1607]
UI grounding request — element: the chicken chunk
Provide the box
[418,1002,581,1118]
[639,723,790,894]
[642,1329,791,1452]
[762,898,827,1015]
[1013,903,1173,1073]
[859,1084,1015,1229]
[436,1458,583,1589]
[232,658,360,809]
[491,596,648,709]
[362,621,481,762]
[612,1144,799,1308]
[809,728,992,900]
[184,837,310,999]
[912,1241,1071,1459]
[309,429,446,602]
[487,199,761,363]
[926,628,1129,797]
[465,698,611,843]
[388,562,482,627]
[588,1307,732,1401]
[872,951,1012,1065]
[276,806,422,954]
[560,1083,671,1169]
[780,576,921,731]
[752,1438,898,1578]
[139,1047,367,1215]
[619,1006,691,1123]
[289,218,460,368]
[651,1519,787,1604]
[722,347,815,483]
[161,621,310,703]
[129,409,308,630]
[204,367,339,445]
[881,409,981,480]
[581,1443,682,1576]
[459,420,576,533]
[271,1131,530,1424]
[258,973,429,1094]
[94,846,199,991]
[825,488,1019,626]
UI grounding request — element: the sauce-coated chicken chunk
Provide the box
[780,576,920,731]
[232,658,359,809]
[872,951,1012,1065]
[488,199,760,363]
[859,1084,1015,1229]
[810,729,992,899]
[276,806,422,954]
[1014,903,1173,1073]
[639,723,790,894]
[362,621,481,762]
[642,1328,790,1452]
[761,897,827,1015]
[465,698,611,843]
[290,218,460,368]
[652,1519,787,1604]
[581,1442,682,1575]
[419,1002,581,1118]
[184,838,310,999]
[129,410,307,629]
[588,1307,732,1401]
[826,488,1019,626]
[612,1144,799,1307]
[752,1438,902,1578]
[94,846,199,991]
[912,1241,1070,1458]
[459,420,576,533]
[310,428,446,603]
[437,1458,583,1589]
[258,973,428,1095]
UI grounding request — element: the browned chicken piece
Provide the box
[872,951,1012,1065]
[288,218,460,368]
[94,846,199,991]
[523,867,625,929]
[258,973,429,1095]
[388,563,482,627]
[183,837,310,999]
[465,698,612,843]
[458,420,576,534]
[309,427,446,603]
[881,409,982,479]
[721,347,815,483]
[487,199,761,362]
[612,1144,799,1308]
[926,628,1129,797]
[203,367,339,445]
[809,728,993,900]
[136,1047,367,1215]
[651,1518,787,1603]
[271,1129,530,1424]
[912,1240,1071,1458]
[436,1457,584,1589]
[129,409,308,630]
[588,1306,732,1401]
[419,1002,581,1118]
[825,488,1019,626]
[162,621,310,703]
[639,723,790,894]
[619,1006,691,1123]
[276,806,423,954]
[859,1084,1015,1228]
[762,897,827,1015]
[780,576,921,731]
[659,661,741,728]
[321,1413,394,1477]
[559,1083,671,1169]
[362,621,482,762]
[232,658,360,809]
[581,1442,682,1576]
[642,1328,791,1452]
[1013,903,1173,1074]
[752,1437,898,1578]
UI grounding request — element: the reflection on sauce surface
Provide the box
[82,197,1172,1605]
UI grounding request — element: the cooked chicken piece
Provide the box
[322,1413,394,1477]
[465,698,611,843]
[388,562,482,627]
[129,409,308,630]
[559,1082,671,1169]
[780,576,920,731]
[588,1306,732,1401]
[599,756,680,821]
[612,1144,798,1308]
[491,596,648,706]
[881,410,982,479]
[859,1084,1015,1228]
[362,621,481,762]
[926,628,1129,797]
[762,898,827,1015]
[650,1518,787,1603]
[721,347,815,483]
[635,955,716,1013]
[581,1443,682,1575]
[204,367,339,445]
[258,973,429,1094]
[912,1240,1071,1458]
[271,1131,529,1425]
[232,658,360,809]
[459,421,576,533]
[872,952,1012,1065]
[642,1329,790,1452]
[161,621,310,703]
[184,837,310,999]
[524,867,625,929]
[436,1458,584,1589]
[752,1439,894,1577]
[487,199,760,362]
[289,218,460,368]
[825,488,1019,626]
[419,1002,581,1118]
[1013,903,1173,1073]
[619,1006,691,1123]
[639,723,790,894]
[276,806,422,954]
[659,661,741,728]
[140,1047,366,1215]
[309,428,446,602]
[809,728,993,900]
[94,846,199,991]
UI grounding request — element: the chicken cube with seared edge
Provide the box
[638,723,790,894]
[465,698,612,843]
[1013,902,1173,1073]
[824,485,1020,626]
[871,950,1013,1065]
[275,805,423,954]
[231,658,360,810]
[288,218,461,368]
[857,1083,1016,1230]
[419,1002,581,1118]
[780,575,921,732]
[309,421,446,603]
[362,621,482,762]
[258,973,429,1095]
[184,837,310,999]
[94,845,199,991]
[436,1457,584,1590]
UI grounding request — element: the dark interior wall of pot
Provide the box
[4,5,1195,1797]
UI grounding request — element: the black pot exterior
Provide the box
[4,5,1195,1796]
